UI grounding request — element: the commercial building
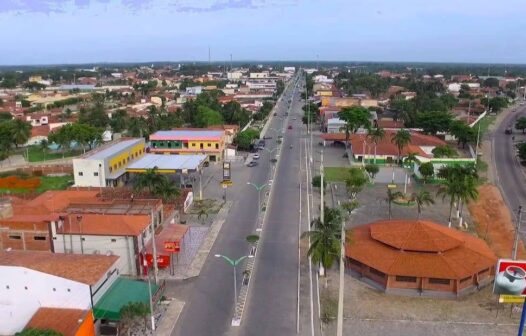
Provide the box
[0,250,119,335]
[346,220,496,298]
[73,138,146,187]
[149,129,226,162]
[50,214,152,276]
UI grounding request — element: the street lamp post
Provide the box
[215,254,253,304]
[247,182,268,217]
[263,147,278,163]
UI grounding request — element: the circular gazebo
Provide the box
[345,219,497,298]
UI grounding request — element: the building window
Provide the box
[429,278,450,285]
[53,288,56,291]
[67,288,71,292]
[78,172,84,176]
[369,267,386,278]
[24,286,28,290]
[168,142,172,148]
[34,236,46,241]
[111,238,117,242]
[215,143,219,149]
[192,143,196,147]
[200,143,204,149]
[94,172,99,177]
[81,237,86,241]
[207,143,211,147]
[109,167,113,173]
[6,285,9,289]
[395,275,417,283]
[8,234,21,240]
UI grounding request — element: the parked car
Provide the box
[288,125,293,129]
[505,126,513,134]
[247,161,258,167]
[253,153,260,160]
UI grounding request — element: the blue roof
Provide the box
[126,154,206,172]
[86,139,143,160]
[59,84,96,90]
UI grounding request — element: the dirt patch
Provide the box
[468,184,526,259]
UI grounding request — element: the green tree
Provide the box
[391,129,412,163]
[432,145,458,158]
[152,177,180,202]
[110,109,129,133]
[127,117,148,138]
[483,77,499,88]
[312,175,328,188]
[234,129,260,151]
[403,152,419,167]
[338,106,371,145]
[301,207,343,274]
[411,189,435,219]
[516,117,526,134]
[367,127,385,164]
[345,168,367,200]
[78,97,109,128]
[437,175,462,228]
[449,120,475,148]
[15,328,63,336]
[194,105,223,127]
[364,164,379,179]
[519,143,526,161]
[418,162,434,183]
[415,111,453,135]
[302,102,319,125]
[9,119,32,147]
[133,167,166,194]
[39,139,49,161]
[0,112,12,121]
[386,188,403,219]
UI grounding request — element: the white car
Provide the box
[253,153,260,160]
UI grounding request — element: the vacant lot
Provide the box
[0,175,73,194]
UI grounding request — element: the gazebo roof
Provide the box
[346,220,497,279]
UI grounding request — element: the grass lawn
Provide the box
[14,146,82,162]
[0,175,73,194]
[475,115,496,136]
[324,167,350,182]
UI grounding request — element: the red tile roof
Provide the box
[0,250,118,285]
[26,308,88,336]
[59,214,150,236]
[346,220,497,279]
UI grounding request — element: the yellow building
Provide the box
[149,130,226,162]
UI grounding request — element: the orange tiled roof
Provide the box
[346,220,497,279]
[0,250,118,285]
[13,190,100,215]
[26,308,88,336]
[59,214,150,236]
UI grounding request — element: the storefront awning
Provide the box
[93,277,159,321]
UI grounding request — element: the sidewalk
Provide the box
[154,300,185,336]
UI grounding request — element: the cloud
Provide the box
[0,0,147,14]
[171,0,297,13]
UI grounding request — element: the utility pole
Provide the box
[320,150,324,223]
[150,209,159,284]
[513,206,523,260]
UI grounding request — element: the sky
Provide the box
[1,0,526,65]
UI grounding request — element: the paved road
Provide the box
[493,103,526,214]
[235,77,307,336]
[172,75,301,336]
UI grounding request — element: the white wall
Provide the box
[52,233,141,276]
[73,158,106,187]
[0,266,91,335]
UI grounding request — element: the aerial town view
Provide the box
[2,1,526,336]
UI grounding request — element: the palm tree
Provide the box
[301,207,343,276]
[457,174,479,229]
[39,139,49,161]
[367,127,385,164]
[436,178,462,228]
[391,129,411,164]
[411,189,435,219]
[403,152,419,168]
[153,178,180,202]
[133,166,165,195]
[386,188,403,219]
[10,119,32,148]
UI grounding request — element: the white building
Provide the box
[50,213,152,276]
[284,66,296,73]
[73,138,146,188]
[0,251,119,335]
[249,72,269,79]
[227,71,243,80]
[186,86,203,95]
[327,118,347,133]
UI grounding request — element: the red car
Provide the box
[288,125,293,129]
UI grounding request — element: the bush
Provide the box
[432,145,458,158]
[312,175,327,188]
[320,290,337,324]
[364,164,379,178]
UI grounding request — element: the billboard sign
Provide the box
[164,241,180,253]
[493,259,526,296]
[223,162,231,181]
